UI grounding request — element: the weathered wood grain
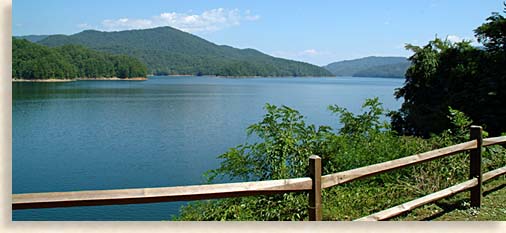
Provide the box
[355,178,478,221]
[321,140,476,189]
[13,177,312,210]
[309,155,322,221]
[482,136,506,147]
[483,166,506,182]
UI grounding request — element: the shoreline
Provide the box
[12,76,404,82]
[76,77,147,81]
[151,74,404,79]
[12,79,76,82]
[150,74,336,78]
[12,77,148,82]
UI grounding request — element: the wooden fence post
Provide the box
[309,155,322,221]
[470,125,483,208]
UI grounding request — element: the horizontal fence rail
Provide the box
[13,178,312,210]
[356,165,506,221]
[483,166,506,182]
[356,178,479,221]
[321,140,476,189]
[483,136,506,147]
[11,126,506,221]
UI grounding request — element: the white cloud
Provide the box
[77,23,92,29]
[271,49,336,66]
[446,35,480,46]
[446,35,464,43]
[430,0,439,8]
[244,10,260,21]
[102,18,153,31]
[98,8,260,33]
[299,49,319,56]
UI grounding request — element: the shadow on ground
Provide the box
[417,181,506,221]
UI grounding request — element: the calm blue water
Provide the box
[12,76,404,220]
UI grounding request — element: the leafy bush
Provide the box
[176,99,506,221]
[391,6,506,136]
[205,104,331,182]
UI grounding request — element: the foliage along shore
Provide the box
[13,38,148,80]
[390,6,506,137]
[12,77,147,82]
[12,78,75,82]
[151,74,338,78]
[176,99,506,221]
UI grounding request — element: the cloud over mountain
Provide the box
[99,8,260,33]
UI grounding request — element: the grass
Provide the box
[320,144,506,221]
[392,176,506,221]
[320,175,506,221]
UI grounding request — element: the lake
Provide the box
[12,76,404,220]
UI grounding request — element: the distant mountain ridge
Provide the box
[324,56,410,78]
[16,35,49,43]
[37,27,332,77]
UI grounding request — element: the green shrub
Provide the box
[176,99,506,221]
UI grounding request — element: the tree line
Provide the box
[13,38,147,79]
[391,5,506,137]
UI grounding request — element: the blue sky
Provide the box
[12,0,504,65]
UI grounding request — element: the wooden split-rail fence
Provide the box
[12,126,506,221]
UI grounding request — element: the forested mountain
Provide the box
[37,27,332,77]
[353,62,411,78]
[13,38,147,79]
[323,56,410,78]
[16,35,49,43]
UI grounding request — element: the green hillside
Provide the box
[38,27,333,77]
[13,38,147,79]
[324,56,410,78]
[16,35,49,43]
[353,62,411,78]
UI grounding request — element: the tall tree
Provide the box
[391,6,506,137]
